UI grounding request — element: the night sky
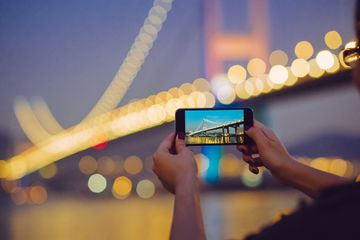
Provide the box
[185,109,244,132]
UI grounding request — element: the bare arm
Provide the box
[270,156,348,198]
[153,133,206,240]
[238,121,349,199]
[171,177,205,240]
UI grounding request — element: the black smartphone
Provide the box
[175,108,253,146]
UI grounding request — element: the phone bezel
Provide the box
[175,108,253,146]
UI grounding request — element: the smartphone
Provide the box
[175,108,253,146]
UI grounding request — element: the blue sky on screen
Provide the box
[185,109,244,132]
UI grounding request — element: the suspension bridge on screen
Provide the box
[187,119,244,144]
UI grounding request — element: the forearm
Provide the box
[272,157,349,198]
[171,178,206,240]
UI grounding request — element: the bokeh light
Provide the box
[79,156,98,175]
[247,58,266,77]
[193,78,210,92]
[11,188,27,205]
[29,185,48,204]
[326,54,340,73]
[291,58,310,77]
[0,160,9,178]
[284,67,298,86]
[216,85,236,105]
[88,173,107,193]
[269,65,288,84]
[112,176,132,199]
[310,157,330,172]
[242,168,263,188]
[329,158,347,176]
[244,80,255,96]
[220,154,241,177]
[204,92,216,107]
[227,65,247,84]
[295,41,313,60]
[124,155,143,175]
[316,50,334,70]
[324,30,342,50]
[254,77,265,93]
[309,59,325,78]
[235,83,251,99]
[39,163,57,179]
[136,179,155,199]
[194,153,210,176]
[269,50,288,66]
[98,156,116,175]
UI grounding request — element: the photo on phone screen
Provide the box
[184,109,245,145]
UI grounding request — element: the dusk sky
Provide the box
[185,109,244,132]
[0,0,355,140]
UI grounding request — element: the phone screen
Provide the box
[184,109,245,145]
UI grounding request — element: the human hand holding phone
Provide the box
[238,120,348,198]
[152,133,198,194]
[237,120,294,175]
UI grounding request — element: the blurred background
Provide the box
[0,0,360,239]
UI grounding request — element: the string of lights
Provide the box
[13,0,174,144]
[0,30,354,181]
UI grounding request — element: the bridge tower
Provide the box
[202,0,269,184]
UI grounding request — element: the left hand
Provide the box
[152,133,198,194]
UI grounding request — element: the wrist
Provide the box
[175,173,199,196]
[269,156,297,179]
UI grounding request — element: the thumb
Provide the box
[246,127,268,149]
[175,134,186,153]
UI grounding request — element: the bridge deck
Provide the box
[188,120,244,136]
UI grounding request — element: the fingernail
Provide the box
[251,166,259,174]
[178,132,185,140]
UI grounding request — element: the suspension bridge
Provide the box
[187,119,244,144]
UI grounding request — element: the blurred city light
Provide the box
[309,59,325,78]
[220,154,242,177]
[269,65,288,84]
[136,179,156,199]
[269,50,289,66]
[294,41,314,59]
[88,173,107,193]
[247,58,267,77]
[227,65,247,84]
[124,155,143,175]
[0,27,352,181]
[112,176,132,199]
[29,186,47,204]
[194,153,210,177]
[324,30,342,50]
[241,168,263,188]
[316,50,335,70]
[38,163,57,179]
[291,58,310,77]
[79,156,98,175]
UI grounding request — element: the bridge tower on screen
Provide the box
[203,0,269,183]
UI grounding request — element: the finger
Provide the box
[175,134,186,153]
[242,154,254,164]
[245,126,269,149]
[158,132,176,153]
[252,156,264,167]
[249,165,259,174]
[236,145,250,154]
[254,120,277,141]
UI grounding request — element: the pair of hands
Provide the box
[152,120,294,194]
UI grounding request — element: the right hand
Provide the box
[237,120,294,175]
[152,133,198,194]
